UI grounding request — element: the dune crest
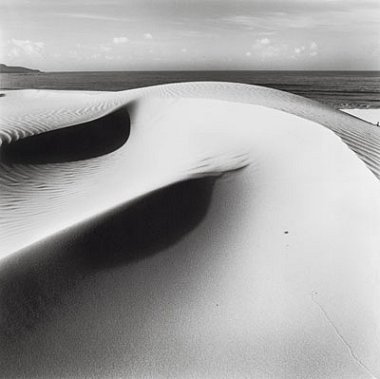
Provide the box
[0,83,379,378]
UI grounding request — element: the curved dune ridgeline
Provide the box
[0,106,130,164]
[0,83,380,378]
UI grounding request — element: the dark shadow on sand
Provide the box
[0,106,130,164]
[0,177,215,342]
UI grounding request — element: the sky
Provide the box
[0,0,379,71]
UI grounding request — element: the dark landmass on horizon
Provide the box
[0,64,41,73]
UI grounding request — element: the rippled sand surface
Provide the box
[0,83,379,378]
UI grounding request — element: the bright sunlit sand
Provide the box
[0,83,379,378]
[342,108,380,126]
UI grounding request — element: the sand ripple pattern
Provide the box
[130,82,380,178]
[0,82,379,257]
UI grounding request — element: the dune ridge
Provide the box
[0,82,380,378]
[0,83,379,258]
[1,83,379,175]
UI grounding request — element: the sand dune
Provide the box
[342,108,380,125]
[0,83,379,378]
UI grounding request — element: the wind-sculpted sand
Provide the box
[0,83,379,378]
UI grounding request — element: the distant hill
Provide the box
[0,64,41,73]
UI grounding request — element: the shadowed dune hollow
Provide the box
[0,177,215,342]
[0,106,130,164]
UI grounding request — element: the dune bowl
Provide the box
[0,82,380,378]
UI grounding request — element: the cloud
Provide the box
[252,38,271,49]
[250,38,289,59]
[309,41,318,52]
[259,38,271,45]
[8,39,45,57]
[293,41,319,58]
[113,36,128,44]
[144,33,153,40]
[261,44,288,58]
[309,41,318,56]
[294,46,306,54]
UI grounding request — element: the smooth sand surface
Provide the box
[342,108,380,125]
[0,83,379,378]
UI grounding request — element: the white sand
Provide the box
[341,108,380,125]
[0,83,379,378]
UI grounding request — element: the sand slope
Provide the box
[0,83,379,378]
[342,108,380,125]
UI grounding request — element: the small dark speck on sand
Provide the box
[284,231,289,234]
[0,94,5,97]
[216,304,219,307]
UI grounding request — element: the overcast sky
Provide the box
[0,0,379,71]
